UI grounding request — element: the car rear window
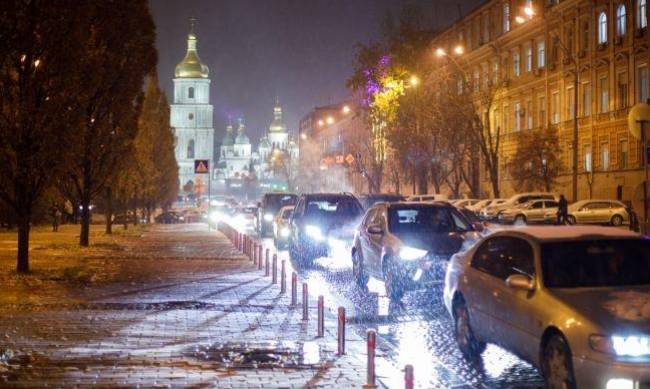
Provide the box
[305,197,361,218]
[541,239,650,288]
[264,194,297,210]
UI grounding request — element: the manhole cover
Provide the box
[186,341,331,368]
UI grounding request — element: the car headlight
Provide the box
[305,225,324,241]
[280,226,290,237]
[209,211,222,223]
[590,335,650,356]
[398,246,428,261]
[264,213,274,222]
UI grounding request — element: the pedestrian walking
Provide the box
[52,207,61,232]
[626,204,639,232]
[556,194,568,225]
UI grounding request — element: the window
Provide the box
[566,28,574,56]
[188,113,194,120]
[582,21,590,51]
[567,86,575,119]
[584,144,592,172]
[539,96,546,127]
[503,3,511,33]
[493,60,500,85]
[638,65,649,103]
[513,51,520,77]
[619,138,629,168]
[599,76,609,112]
[483,13,490,43]
[188,87,194,99]
[457,77,464,95]
[187,139,195,159]
[617,71,628,109]
[526,100,533,129]
[551,91,560,124]
[525,44,532,72]
[473,68,480,91]
[537,40,546,68]
[514,103,521,132]
[616,4,627,36]
[638,0,648,29]
[598,11,608,44]
[503,104,509,131]
[601,141,610,170]
[471,237,535,280]
[582,82,591,116]
[482,63,490,89]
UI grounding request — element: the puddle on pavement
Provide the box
[186,341,331,369]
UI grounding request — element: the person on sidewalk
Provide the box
[51,207,61,232]
[556,194,568,225]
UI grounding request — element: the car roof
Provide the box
[303,193,357,199]
[489,226,640,242]
[386,201,452,208]
[571,199,625,206]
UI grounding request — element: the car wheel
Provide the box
[352,249,369,289]
[566,215,576,225]
[383,257,404,302]
[610,214,623,226]
[542,334,576,389]
[514,215,527,225]
[453,299,485,359]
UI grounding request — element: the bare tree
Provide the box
[510,128,563,192]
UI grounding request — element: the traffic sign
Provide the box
[345,154,355,164]
[194,159,210,174]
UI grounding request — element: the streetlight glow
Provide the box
[515,16,526,24]
[524,6,535,16]
[317,119,324,127]
[326,116,334,124]
[300,132,307,140]
[453,45,464,55]
[435,48,446,58]
[409,75,419,87]
[342,105,350,114]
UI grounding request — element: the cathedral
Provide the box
[170,21,214,195]
[216,98,299,193]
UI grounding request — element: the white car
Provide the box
[568,199,630,226]
[497,199,559,225]
[480,192,557,221]
[453,199,481,208]
[466,199,498,213]
[407,194,449,202]
[444,226,648,388]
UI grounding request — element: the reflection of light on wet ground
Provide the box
[367,276,387,296]
[313,253,351,270]
[481,344,524,379]
[302,341,320,364]
[393,321,439,388]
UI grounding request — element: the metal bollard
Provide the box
[265,253,270,276]
[317,295,324,337]
[291,272,297,306]
[257,245,263,270]
[265,248,270,270]
[272,254,277,284]
[337,307,345,355]
[280,260,286,293]
[302,283,308,320]
[364,329,377,388]
[252,243,258,264]
[404,364,414,389]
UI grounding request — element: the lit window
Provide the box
[537,40,545,68]
[551,91,559,124]
[525,44,532,72]
[638,65,649,103]
[598,12,608,44]
[619,139,629,168]
[600,142,609,170]
[616,4,626,36]
[188,87,194,99]
[582,82,591,116]
[514,103,521,132]
[584,145,592,172]
[638,0,647,29]
[539,96,546,127]
[503,3,511,33]
[492,60,500,85]
[600,76,609,112]
[567,86,575,119]
[513,51,520,76]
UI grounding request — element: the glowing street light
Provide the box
[409,75,419,87]
[453,45,464,55]
[524,6,535,16]
[342,105,351,114]
[326,116,334,125]
[317,119,324,127]
[300,132,307,140]
[515,15,526,24]
[435,47,446,58]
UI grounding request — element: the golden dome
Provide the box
[175,32,209,78]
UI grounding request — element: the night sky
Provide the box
[149,0,482,145]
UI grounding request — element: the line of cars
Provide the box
[252,191,648,388]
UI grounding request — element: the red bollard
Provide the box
[252,243,258,264]
[302,283,308,320]
[291,272,297,306]
[404,364,414,389]
[272,254,277,284]
[280,260,286,293]
[338,307,345,355]
[364,329,377,388]
[317,295,324,337]
[257,245,263,270]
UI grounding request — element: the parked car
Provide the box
[234,205,257,230]
[567,199,630,226]
[182,208,202,223]
[273,205,294,249]
[289,193,363,266]
[257,193,298,237]
[155,211,182,224]
[480,192,557,221]
[358,193,406,209]
[443,226,648,388]
[407,194,449,202]
[497,199,559,225]
[465,199,497,213]
[452,199,481,208]
[352,201,481,301]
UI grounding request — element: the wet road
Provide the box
[252,231,545,389]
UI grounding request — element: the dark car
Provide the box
[155,211,181,224]
[352,202,480,301]
[358,193,406,209]
[289,193,363,266]
[257,193,298,237]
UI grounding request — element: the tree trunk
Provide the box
[418,168,428,194]
[16,214,30,273]
[105,187,113,235]
[489,164,500,198]
[80,199,91,246]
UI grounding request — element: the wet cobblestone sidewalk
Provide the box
[0,224,379,388]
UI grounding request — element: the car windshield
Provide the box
[541,239,650,288]
[264,194,297,211]
[305,197,362,219]
[388,206,469,234]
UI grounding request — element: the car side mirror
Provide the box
[472,222,485,232]
[367,225,383,235]
[505,274,535,291]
